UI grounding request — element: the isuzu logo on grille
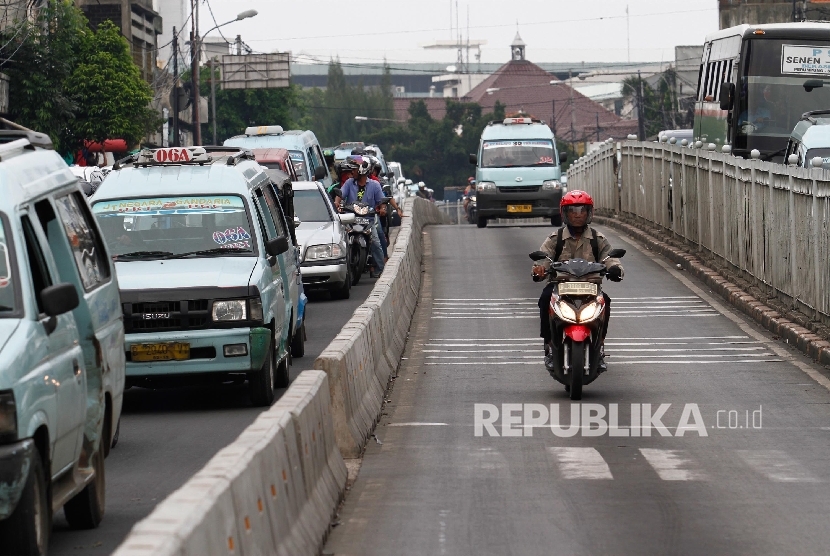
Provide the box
[143,313,170,320]
[515,177,523,182]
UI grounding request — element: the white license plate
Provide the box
[558,282,597,295]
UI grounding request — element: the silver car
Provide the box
[293,181,354,299]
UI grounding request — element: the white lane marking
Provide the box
[428,338,540,341]
[610,336,749,340]
[611,347,768,352]
[612,359,783,365]
[431,309,717,315]
[426,355,540,359]
[613,300,705,304]
[431,314,719,318]
[613,296,700,300]
[548,447,614,480]
[432,316,538,319]
[605,341,761,346]
[422,343,540,347]
[612,353,776,359]
[736,450,821,482]
[613,309,718,314]
[434,298,534,301]
[387,422,449,427]
[639,246,830,391]
[614,314,720,319]
[424,360,783,365]
[639,449,707,481]
[433,302,538,306]
[423,350,539,354]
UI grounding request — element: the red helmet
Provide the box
[560,190,594,225]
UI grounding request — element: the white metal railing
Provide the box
[567,141,830,324]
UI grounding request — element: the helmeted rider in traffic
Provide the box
[341,158,387,278]
[532,190,624,372]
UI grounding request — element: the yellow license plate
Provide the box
[130,342,190,362]
[558,282,598,296]
[507,204,533,213]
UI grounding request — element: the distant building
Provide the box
[394,34,638,145]
[154,0,186,69]
[75,0,162,82]
[719,0,830,28]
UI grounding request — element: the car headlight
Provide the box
[476,181,496,191]
[577,301,603,323]
[542,180,563,191]
[212,299,247,321]
[554,300,578,323]
[0,390,17,442]
[305,244,345,261]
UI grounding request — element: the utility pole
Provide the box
[191,0,201,146]
[569,69,576,154]
[551,99,556,136]
[172,26,179,147]
[637,70,646,140]
[235,35,242,55]
[211,57,218,145]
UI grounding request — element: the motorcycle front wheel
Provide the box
[569,341,584,400]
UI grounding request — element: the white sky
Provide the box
[197,0,719,66]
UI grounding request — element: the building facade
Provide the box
[719,0,830,28]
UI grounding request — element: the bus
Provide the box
[694,23,830,162]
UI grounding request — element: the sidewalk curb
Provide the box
[595,215,830,368]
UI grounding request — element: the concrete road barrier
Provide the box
[315,198,445,457]
[112,371,346,556]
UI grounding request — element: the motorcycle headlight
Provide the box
[470,195,476,202]
[354,205,369,215]
[577,301,602,323]
[0,390,16,442]
[305,244,344,260]
[476,181,496,191]
[554,300,578,323]
[212,299,247,321]
[542,180,563,191]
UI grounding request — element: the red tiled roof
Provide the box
[394,59,638,142]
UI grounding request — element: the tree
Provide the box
[1,0,91,152]
[622,70,686,139]
[64,21,157,150]
[199,60,303,143]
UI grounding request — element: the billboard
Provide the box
[221,53,290,90]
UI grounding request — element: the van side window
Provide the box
[53,193,110,291]
[254,189,279,239]
[314,145,328,178]
[261,185,288,239]
[21,216,53,314]
[308,146,323,177]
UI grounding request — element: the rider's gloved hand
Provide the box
[607,265,623,282]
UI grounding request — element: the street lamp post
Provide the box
[192,9,258,145]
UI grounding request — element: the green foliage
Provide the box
[622,69,687,138]
[1,2,157,153]
[298,59,394,146]
[64,21,156,149]
[2,0,90,152]
[200,63,304,142]
[363,99,507,199]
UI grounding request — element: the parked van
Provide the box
[224,126,333,187]
[785,110,830,168]
[0,137,125,554]
[90,146,293,406]
[469,117,567,228]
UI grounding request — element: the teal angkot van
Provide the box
[90,146,294,407]
[470,117,567,228]
[0,134,125,554]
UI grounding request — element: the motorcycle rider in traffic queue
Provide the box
[532,190,624,373]
[463,176,475,222]
[341,158,387,278]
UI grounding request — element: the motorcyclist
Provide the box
[341,158,387,278]
[463,177,476,221]
[531,190,624,372]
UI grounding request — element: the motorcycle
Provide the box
[464,193,477,224]
[529,248,626,400]
[342,202,375,285]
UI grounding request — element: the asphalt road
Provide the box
[48,276,379,555]
[325,222,830,555]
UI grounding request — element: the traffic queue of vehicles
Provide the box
[0,123,392,555]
